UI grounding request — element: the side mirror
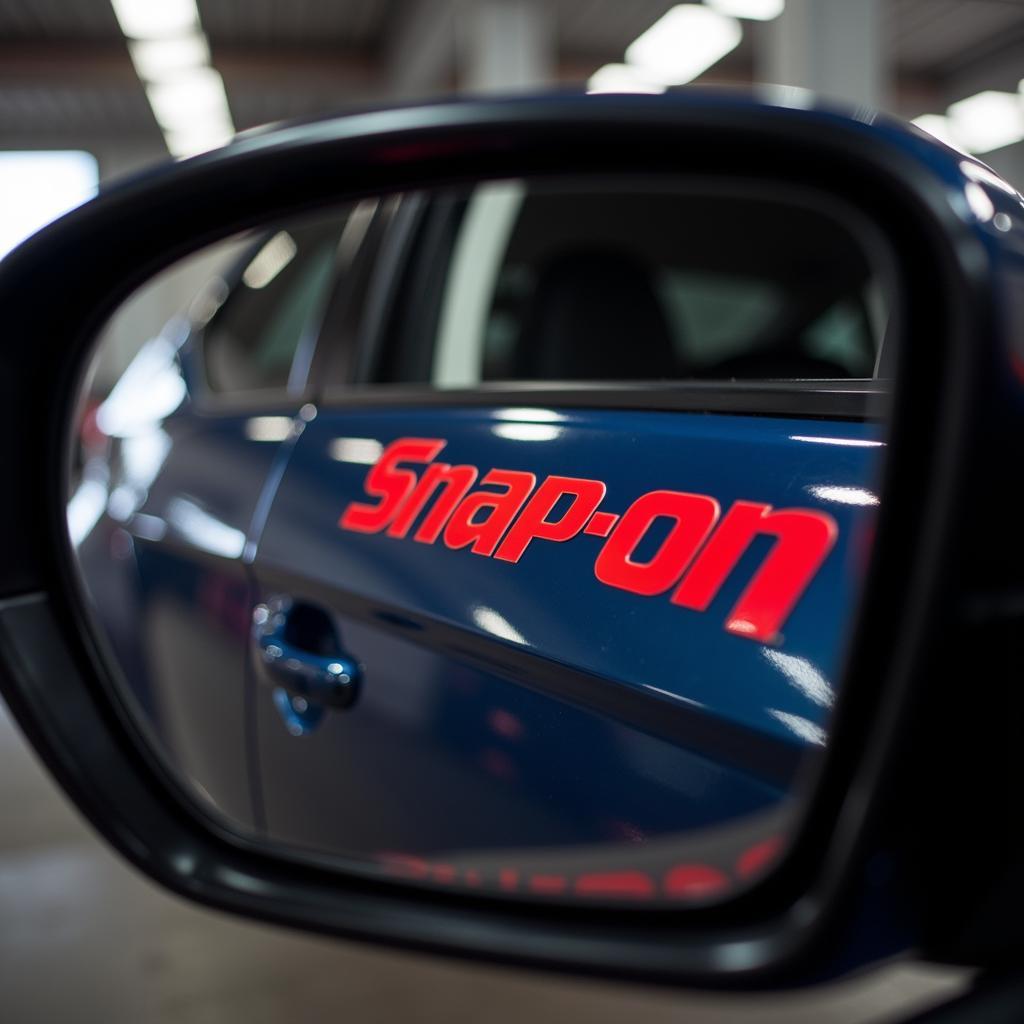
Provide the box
[0,92,1017,987]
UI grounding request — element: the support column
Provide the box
[458,0,555,94]
[760,0,883,110]
[386,0,459,99]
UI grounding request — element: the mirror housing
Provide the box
[0,91,1016,986]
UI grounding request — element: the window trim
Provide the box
[317,379,888,421]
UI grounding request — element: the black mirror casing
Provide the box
[0,91,1017,987]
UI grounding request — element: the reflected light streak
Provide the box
[493,423,561,442]
[642,684,704,709]
[241,230,297,289]
[337,199,379,267]
[67,475,108,547]
[244,416,293,442]
[107,485,139,522]
[758,84,815,110]
[807,484,879,507]
[472,606,526,646]
[166,497,245,558]
[329,437,383,464]
[767,709,826,746]
[494,407,566,423]
[130,513,168,542]
[965,181,996,222]
[960,159,1021,198]
[103,427,172,523]
[120,428,172,490]
[790,435,884,448]
[762,650,834,708]
[96,337,186,437]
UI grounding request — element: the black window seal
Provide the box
[349,193,430,387]
[317,379,889,421]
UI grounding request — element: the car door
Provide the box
[246,178,889,901]
[72,206,367,832]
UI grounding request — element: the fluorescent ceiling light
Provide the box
[705,0,784,20]
[163,124,235,158]
[112,0,234,158]
[587,63,665,94]
[625,5,742,86]
[110,0,199,39]
[911,113,966,152]
[146,67,231,131]
[947,91,1024,154]
[129,33,210,81]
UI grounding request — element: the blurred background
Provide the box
[6,0,1024,384]
[0,1,1010,1020]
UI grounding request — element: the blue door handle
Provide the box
[251,597,360,710]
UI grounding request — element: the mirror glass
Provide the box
[68,175,893,907]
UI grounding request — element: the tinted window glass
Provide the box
[378,180,890,386]
[202,212,349,394]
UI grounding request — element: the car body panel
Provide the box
[74,336,293,829]
[247,405,880,870]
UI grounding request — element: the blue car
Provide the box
[75,162,888,903]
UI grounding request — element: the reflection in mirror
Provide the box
[69,176,893,908]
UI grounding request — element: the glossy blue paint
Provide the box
[73,338,292,831]
[243,405,878,880]
[257,407,880,744]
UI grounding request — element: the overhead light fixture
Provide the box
[145,67,235,157]
[587,63,665,94]
[911,114,967,153]
[110,0,198,40]
[111,0,234,159]
[705,0,785,20]
[129,34,210,81]
[146,67,231,132]
[625,5,742,86]
[946,91,1024,155]
[163,126,235,159]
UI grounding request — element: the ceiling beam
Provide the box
[0,40,384,93]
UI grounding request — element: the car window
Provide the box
[200,210,352,395]
[373,179,890,387]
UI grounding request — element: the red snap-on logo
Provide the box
[339,438,838,643]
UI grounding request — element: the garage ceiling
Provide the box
[1,0,1023,150]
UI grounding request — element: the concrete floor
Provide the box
[0,702,969,1024]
